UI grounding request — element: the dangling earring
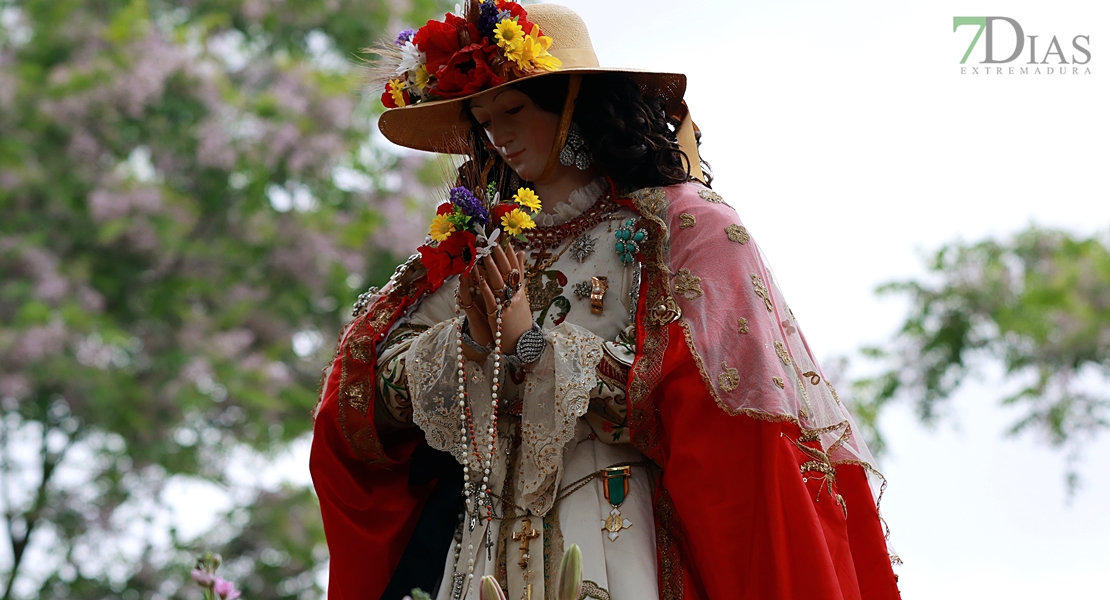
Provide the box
[559,122,592,170]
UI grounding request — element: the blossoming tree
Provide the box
[0,0,447,597]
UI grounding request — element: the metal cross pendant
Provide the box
[511,517,540,569]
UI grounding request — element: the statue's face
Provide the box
[469,87,559,183]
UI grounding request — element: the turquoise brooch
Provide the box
[614,219,646,265]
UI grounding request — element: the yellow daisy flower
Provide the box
[429,213,455,242]
[513,188,542,212]
[513,25,561,72]
[387,78,407,107]
[414,64,431,90]
[501,207,536,236]
[494,18,525,59]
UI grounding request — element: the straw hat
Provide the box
[377,3,687,153]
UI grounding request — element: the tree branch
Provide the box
[1,422,68,600]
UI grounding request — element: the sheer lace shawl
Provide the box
[641,184,885,499]
[407,317,603,515]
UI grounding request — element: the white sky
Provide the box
[545,0,1108,597]
[173,1,1109,597]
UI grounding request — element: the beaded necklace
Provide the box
[452,289,504,590]
[518,190,618,252]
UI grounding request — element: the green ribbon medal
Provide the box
[600,465,633,541]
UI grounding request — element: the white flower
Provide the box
[396,41,425,76]
[475,229,501,259]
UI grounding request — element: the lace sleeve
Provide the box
[406,317,603,515]
[518,322,603,515]
[407,316,489,464]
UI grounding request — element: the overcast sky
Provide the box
[546,0,1107,597]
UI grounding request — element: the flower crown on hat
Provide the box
[382,0,562,109]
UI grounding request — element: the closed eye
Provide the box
[506,105,523,115]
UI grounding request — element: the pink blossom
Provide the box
[213,577,241,599]
[87,187,164,223]
[11,322,68,367]
[196,117,237,170]
[191,568,214,587]
[0,374,31,401]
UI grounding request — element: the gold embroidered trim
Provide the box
[751,274,773,312]
[624,187,671,464]
[655,486,685,600]
[718,362,740,392]
[802,371,821,385]
[791,434,847,518]
[673,268,703,300]
[698,188,725,204]
[774,341,791,365]
[737,317,750,334]
[725,224,750,244]
[834,458,892,541]
[772,376,785,389]
[679,213,696,229]
[648,299,682,327]
[826,380,842,405]
[347,335,374,363]
[543,504,564,600]
[578,581,611,600]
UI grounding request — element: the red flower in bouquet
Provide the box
[432,41,504,99]
[419,230,478,289]
[491,203,515,226]
[380,79,409,108]
[413,15,466,75]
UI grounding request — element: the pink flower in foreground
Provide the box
[213,577,241,599]
[191,569,214,588]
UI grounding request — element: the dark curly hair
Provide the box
[458,73,711,198]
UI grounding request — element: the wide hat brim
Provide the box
[377,4,687,153]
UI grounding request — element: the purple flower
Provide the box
[477,0,501,39]
[394,28,416,46]
[449,186,488,226]
[213,577,241,599]
[191,569,214,588]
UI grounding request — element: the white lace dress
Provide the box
[394,179,660,600]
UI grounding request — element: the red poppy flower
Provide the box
[495,1,535,34]
[431,42,504,99]
[436,202,453,216]
[419,230,478,288]
[413,16,463,75]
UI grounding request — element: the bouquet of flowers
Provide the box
[382,0,561,108]
[418,184,542,288]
